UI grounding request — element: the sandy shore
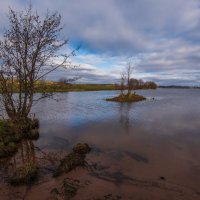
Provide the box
[0,121,200,199]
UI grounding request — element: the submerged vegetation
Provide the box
[1,143,91,187]
[9,162,38,185]
[0,120,20,158]
[0,118,39,158]
[51,178,81,200]
[54,143,91,177]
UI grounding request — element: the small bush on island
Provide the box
[107,61,153,103]
[106,93,146,103]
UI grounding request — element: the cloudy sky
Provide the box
[0,0,200,85]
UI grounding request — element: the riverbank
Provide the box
[0,81,158,93]
[0,82,116,93]
[35,83,116,93]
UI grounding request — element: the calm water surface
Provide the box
[33,88,200,148]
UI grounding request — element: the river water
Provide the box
[1,89,200,200]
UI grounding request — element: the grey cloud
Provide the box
[1,0,200,54]
[1,0,200,85]
[46,67,117,84]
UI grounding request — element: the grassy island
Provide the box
[106,93,146,103]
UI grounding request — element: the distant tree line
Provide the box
[115,78,157,91]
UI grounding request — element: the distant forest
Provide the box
[114,78,157,90]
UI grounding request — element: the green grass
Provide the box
[0,80,157,93]
[0,81,117,93]
[34,83,116,93]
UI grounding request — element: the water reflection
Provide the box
[6,140,36,174]
[19,140,36,165]
[119,103,132,134]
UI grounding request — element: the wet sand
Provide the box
[0,121,200,200]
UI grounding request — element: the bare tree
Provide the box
[120,72,126,95]
[124,61,134,95]
[0,6,77,126]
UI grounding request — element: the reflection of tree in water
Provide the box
[119,103,132,134]
[6,139,36,173]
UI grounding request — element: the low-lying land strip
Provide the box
[0,80,158,93]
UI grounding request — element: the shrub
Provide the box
[9,162,38,185]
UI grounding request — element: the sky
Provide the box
[0,0,200,86]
